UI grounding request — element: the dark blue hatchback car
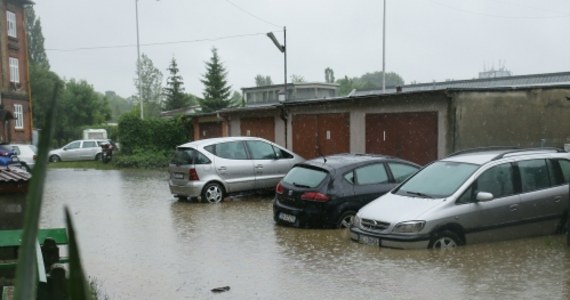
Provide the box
[273,153,420,229]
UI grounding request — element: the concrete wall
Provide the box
[450,88,570,150]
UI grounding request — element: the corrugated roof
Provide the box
[0,167,31,185]
[352,71,570,96]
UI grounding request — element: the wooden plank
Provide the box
[0,230,23,248]
[0,228,68,248]
[37,228,68,245]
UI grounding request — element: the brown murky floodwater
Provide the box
[3,168,570,299]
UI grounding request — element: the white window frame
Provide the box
[9,57,19,84]
[7,11,16,38]
[14,104,23,129]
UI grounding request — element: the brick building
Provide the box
[0,0,33,144]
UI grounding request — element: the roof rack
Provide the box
[448,146,565,160]
[490,147,565,161]
[447,146,520,157]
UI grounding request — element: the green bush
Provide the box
[112,149,173,169]
[117,112,191,156]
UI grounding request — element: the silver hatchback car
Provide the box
[351,147,570,249]
[169,137,304,203]
[48,139,108,162]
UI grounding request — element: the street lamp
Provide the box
[135,0,143,119]
[381,0,386,93]
[267,27,287,101]
[267,27,288,148]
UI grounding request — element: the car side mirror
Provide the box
[476,191,494,202]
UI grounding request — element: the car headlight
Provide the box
[352,215,361,227]
[393,221,425,233]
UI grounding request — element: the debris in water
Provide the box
[211,286,230,293]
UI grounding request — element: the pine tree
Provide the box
[163,57,189,111]
[199,48,232,113]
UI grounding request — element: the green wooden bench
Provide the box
[0,228,69,300]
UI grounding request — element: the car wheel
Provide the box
[337,211,356,229]
[557,215,568,233]
[19,162,31,172]
[95,153,102,161]
[201,183,224,203]
[49,155,61,163]
[428,230,463,249]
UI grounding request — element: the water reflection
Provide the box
[35,169,570,299]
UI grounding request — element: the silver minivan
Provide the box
[350,147,570,249]
[168,136,304,203]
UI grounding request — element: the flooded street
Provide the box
[14,168,569,299]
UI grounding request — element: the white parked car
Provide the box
[8,144,37,170]
[48,139,108,162]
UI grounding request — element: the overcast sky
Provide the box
[34,0,570,98]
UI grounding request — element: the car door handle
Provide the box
[553,196,561,203]
[255,164,263,169]
[217,166,227,171]
[509,204,518,211]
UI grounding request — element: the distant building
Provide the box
[479,67,512,79]
[241,82,338,107]
[0,0,34,144]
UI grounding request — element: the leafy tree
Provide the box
[199,47,232,113]
[254,75,273,86]
[134,53,163,119]
[104,91,132,123]
[163,57,190,111]
[336,75,356,96]
[52,80,111,146]
[335,71,405,96]
[325,67,335,83]
[25,7,49,69]
[290,74,305,83]
[29,64,63,131]
[358,71,404,89]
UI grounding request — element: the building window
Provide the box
[9,57,19,84]
[7,11,16,38]
[14,104,23,129]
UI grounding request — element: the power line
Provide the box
[224,0,282,28]
[428,0,570,19]
[46,32,269,52]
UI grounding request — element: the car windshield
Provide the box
[282,166,328,188]
[395,161,479,198]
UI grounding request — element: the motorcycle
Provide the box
[101,142,114,163]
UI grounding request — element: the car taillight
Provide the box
[276,182,284,194]
[301,192,330,202]
[188,168,200,181]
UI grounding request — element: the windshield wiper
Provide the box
[405,191,433,198]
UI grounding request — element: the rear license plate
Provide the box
[173,172,184,179]
[358,235,380,246]
[278,212,296,223]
